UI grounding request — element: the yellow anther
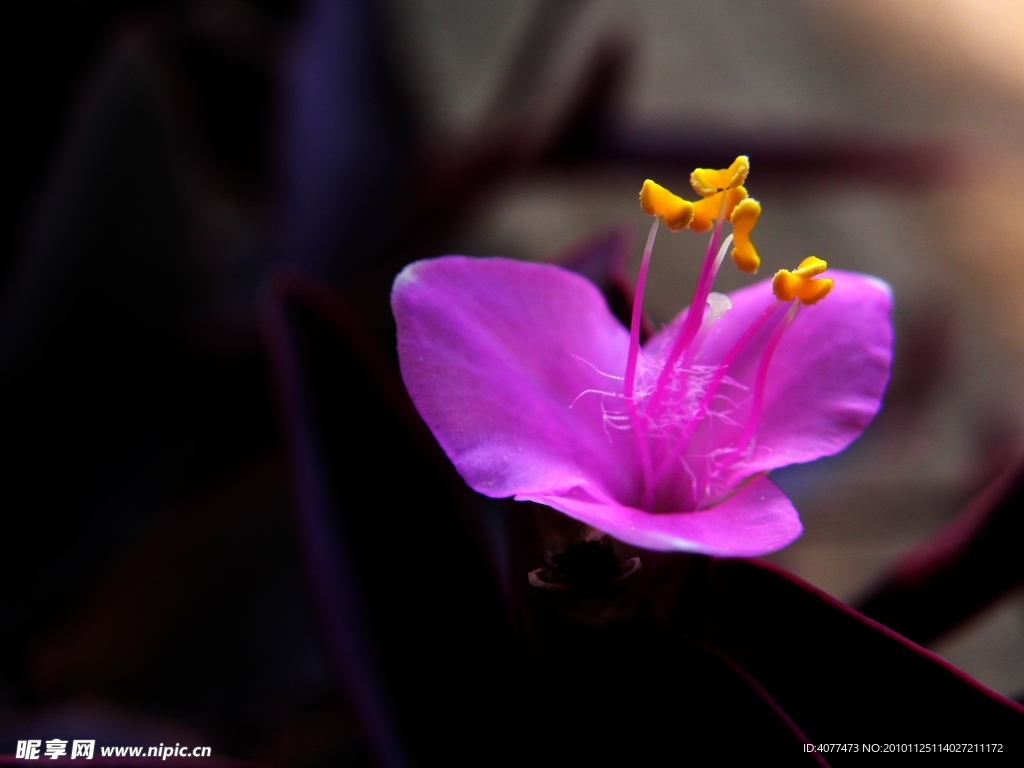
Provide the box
[690,156,750,197]
[639,179,694,231]
[773,257,833,305]
[689,186,747,233]
[729,198,761,273]
[793,255,827,278]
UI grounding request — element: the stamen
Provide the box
[710,234,734,284]
[731,299,800,457]
[624,219,659,399]
[690,156,749,197]
[639,180,694,231]
[689,186,747,233]
[648,193,731,411]
[623,162,777,511]
[773,256,833,304]
[629,199,673,510]
[681,235,734,368]
[729,198,761,273]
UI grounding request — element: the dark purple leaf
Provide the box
[659,555,1024,756]
[858,464,1024,646]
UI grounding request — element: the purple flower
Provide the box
[392,160,892,556]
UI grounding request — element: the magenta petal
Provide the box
[393,256,638,502]
[394,255,885,555]
[521,474,801,556]
[685,270,893,478]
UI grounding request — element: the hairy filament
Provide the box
[568,388,623,410]
[625,219,660,509]
[572,354,624,381]
[652,299,783,485]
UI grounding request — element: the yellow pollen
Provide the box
[689,185,748,233]
[638,159,761,272]
[639,179,694,231]
[690,156,750,197]
[729,198,761,273]
[793,255,828,278]
[773,256,833,305]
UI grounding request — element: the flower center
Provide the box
[623,159,833,512]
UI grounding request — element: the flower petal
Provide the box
[520,474,801,556]
[653,270,893,481]
[393,256,637,501]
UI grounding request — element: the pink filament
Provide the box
[625,219,660,507]
[730,299,800,457]
[680,235,733,370]
[647,193,730,414]
[624,219,660,398]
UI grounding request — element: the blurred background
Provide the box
[3,0,1024,763]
